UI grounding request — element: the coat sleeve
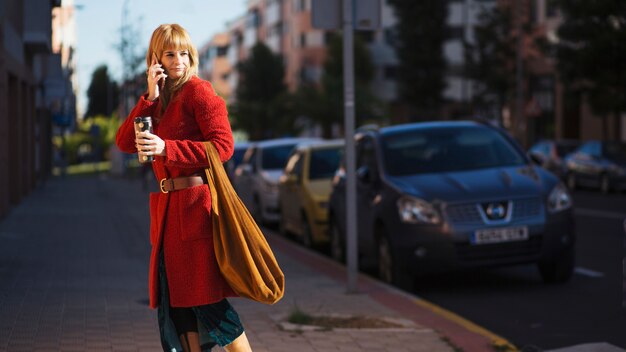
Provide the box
[163,81,234,168]
[115,95,158,154]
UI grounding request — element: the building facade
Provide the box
[198,0,623,143]
[0,0,69,218]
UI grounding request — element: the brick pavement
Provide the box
[0,174,497,351]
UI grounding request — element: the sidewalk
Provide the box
[0,173,606,352]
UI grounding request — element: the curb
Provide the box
[267,231,519,352]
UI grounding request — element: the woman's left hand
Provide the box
[135,131,166,157]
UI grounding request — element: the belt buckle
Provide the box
[159,178,169,194]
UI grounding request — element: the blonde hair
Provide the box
[146,24,199,110]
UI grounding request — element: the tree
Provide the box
[553,0,626,140]
[387,0,448,119]
[232,43,293,140]
[463,4,517,122]
[115,13,147,112]
[85,65,119,118]
[295,33,381,138]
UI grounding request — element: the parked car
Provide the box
[278,139,344,247]
[328,121,575,287]
[564,140,626,193]
[233,138,318,224]
[225,142,251,182]
[528,139,580,178]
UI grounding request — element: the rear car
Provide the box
[233,138,318,224]
[564,140,626,193]
[278,140,343,247]
[225,142,251,182]
[328,121,575,286]
[528,139,580,179]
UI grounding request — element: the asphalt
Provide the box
[0,172,623,352]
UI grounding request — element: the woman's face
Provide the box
[160,48,190,79]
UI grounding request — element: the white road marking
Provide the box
[574,267,605,278]
[574,208,626,220]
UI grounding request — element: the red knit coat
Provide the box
[115,76,236,309]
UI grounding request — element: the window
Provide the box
[384,28,397,47]
[324,32,335,45]
[300,33,306,47]
[261,144,298,170]
[357,137,377,170]
[217,45,228,57]
[384,66,398,80]
[247,9,261,28]
[309,147,341,180]
[448,26,464,40]
[357,30,375,43]
[381,126,526,176]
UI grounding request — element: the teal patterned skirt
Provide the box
[157,251,245,351]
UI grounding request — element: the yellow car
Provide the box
[278,140,344,247]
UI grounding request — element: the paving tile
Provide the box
[0,176,458,352]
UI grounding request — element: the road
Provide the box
[270,188,626,350]
[408,190,626,350]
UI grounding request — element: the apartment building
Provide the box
[0,0,69,218]
[199,0,620,142]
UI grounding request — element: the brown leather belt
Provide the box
[159,174,207,193]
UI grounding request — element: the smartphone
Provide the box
[152,52,165,90]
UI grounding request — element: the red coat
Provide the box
[116,76,236,309]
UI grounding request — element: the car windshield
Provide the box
[309,147,342,180]
[381,126,527,176]
[261,144,296,170]
[605,142,626,163]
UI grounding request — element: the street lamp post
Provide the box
[342,0,358,293]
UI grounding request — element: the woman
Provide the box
[115,24,253,352]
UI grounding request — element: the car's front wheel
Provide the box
[538,246,575,283]
[301,213,313,248]
[378,235,394,284]
[278,213,289,237]
[252,195,263,224]
[329,218,345,262]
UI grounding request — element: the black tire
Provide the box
[278,213,289,237]
[600,174,610,194]
[538,246,575,284]
[329,219,345,262]
[301,213,313,248]
[378,235,394,284]
[252,195,263,224]
[378,231,414,290]
[566,173,576,190]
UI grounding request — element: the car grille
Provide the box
[455,235,543,264]
[445,197,542,225]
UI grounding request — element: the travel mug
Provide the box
[133,116,154,163]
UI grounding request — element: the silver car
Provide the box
[233,138,318,224]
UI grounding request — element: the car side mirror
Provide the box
[357,165,373,184]
[240,164,252,175]
[528,152,544,165]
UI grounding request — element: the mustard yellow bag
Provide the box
[203,142,285,304]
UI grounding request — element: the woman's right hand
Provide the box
[146,52,167,101]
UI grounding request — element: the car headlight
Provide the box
[397,196,441,224]
[547,183,573,213]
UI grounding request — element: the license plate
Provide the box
[471,226,529,245]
